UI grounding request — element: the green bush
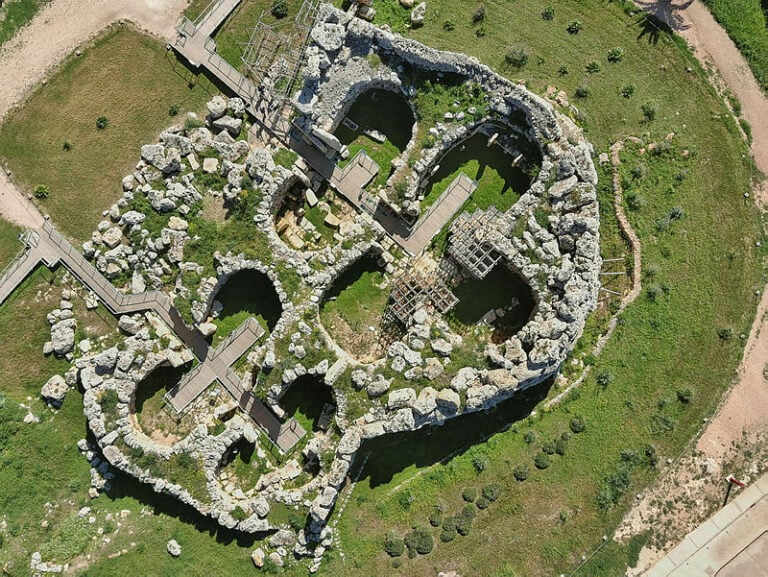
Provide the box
[505,44,530,68]
[558,65,569,76]
[585,60,601,74]
[677,388,693,403]
[570,416,586,433]
[456,504,476,536]
[575,85,590,98]
[542,441,556,455]
[96,116,109,129]
[513,464,529,481]
[443,20,456,31]
[523,430,536,444]
[404,526,434,556]
[472,5,486,24]
[555,437,568,456]
[542,6,555,20]
[608,47,625,62]
[271,0,288,19]
[482,483,501,502]
[231,506,247,521]
[100,389,119,413]
[476,497,490,509]
[621,83,636,98]
[462,487,477,502]
[641,101,658,122]
[398,489,415,510]
[429,508,443,527]
[168,103,181,116]
[534,452,551,470]
[472,455,489,473]
[384,532,404,557]
[177,452,195,469]
[475,25,486,38]
[34,184,50,199]
[596,369,613,388]
[567,20,583,34]
[184,116,205,131]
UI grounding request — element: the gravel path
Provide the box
[0,0,186,229]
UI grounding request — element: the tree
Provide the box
[96,116,109,129]
[505,44,530,68]
[271,0,288,19]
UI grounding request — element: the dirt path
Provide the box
[635,0,768,200]
[0,0,187,229]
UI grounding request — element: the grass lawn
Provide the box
[320,255,389,361]
[213,0,307,68]
[0,0,48,48]
[0,24,217,241]
[0,219,22,267]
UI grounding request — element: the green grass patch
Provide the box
[319,255,389,361]
[211,268,283,343]
[0,0,48,48]
[0,24,216,241]
[0,219,22,267]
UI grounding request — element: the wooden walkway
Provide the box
[0,222,305,452]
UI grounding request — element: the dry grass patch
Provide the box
[0,23,216,241]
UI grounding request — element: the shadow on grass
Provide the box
[280,375,335,433]
[321,251,384,303]
[133,364,188,414]
[104,471,269,547]
[636,12,675,45]
[359,378,554,488]
[214,268,283,332]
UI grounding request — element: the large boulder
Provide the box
[166,539,182,557]
[41,374,68,407]
[206,95,227,119]
[411,2,427,25]
[311,22,346,52]
[51,319,76,356]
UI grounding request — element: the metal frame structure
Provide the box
[447,207,513,279]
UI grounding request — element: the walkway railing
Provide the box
[209,316,261,360]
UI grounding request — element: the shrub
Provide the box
[392,559,403,569]
[740,118,752,142]
[669,206,685,220]
[184,116,205,131]
[523,431,536,444]
[475,25,486,38]
[541,6,555,20]
[456,504,476,536]
[231,506,247,521]
[718,327,733,341]
[96,116,109,129]
[626,192,645,211]
[472,455,489,473]
[575,85,590,98]
[607,47,625,63]
[505,44,530,68]
[429,508,443,527]
[440,517,457,543]
[177,452,195,469]
[621,83,636,98]
[62,141,72,151]
[443,20,456,32]
[534,452,551,469]
[398,490,415,510]
[472,5,486,24]
[542,441,556,455]
[567,20,582,34]
[168,103,181,116]
[513,464,529,481]
[403,526,434,556]
[570,416,586,433]
[644,444,659,467]
[677,388,693,403]
[288,512,306,531]
[555,437,568,456]
[641,101,658,122]
[462,487,477,502]
[585,60,601,74]
[596,369,613,388]
[384,532,404,557]
[482,483,501,502]
[34,184,50,199]
[476,497,490,509]
[271,0,288,19]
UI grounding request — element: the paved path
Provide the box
[645,472,768,576]
[0,222,304,451]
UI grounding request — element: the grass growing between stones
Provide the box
[0,219,22,267]
[319,255,389,362]
[0,24,216,241]
[0,0,48,48]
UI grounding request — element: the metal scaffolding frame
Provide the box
[447,207,514,279]
[387,269,459,325]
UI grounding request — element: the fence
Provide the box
[416,172,477,235]
[209,316,262,360]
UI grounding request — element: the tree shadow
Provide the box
[133,364,188,414]
[359,378,555,488]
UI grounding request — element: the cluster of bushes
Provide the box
[384,483,503,563]
[514,420,586,478]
